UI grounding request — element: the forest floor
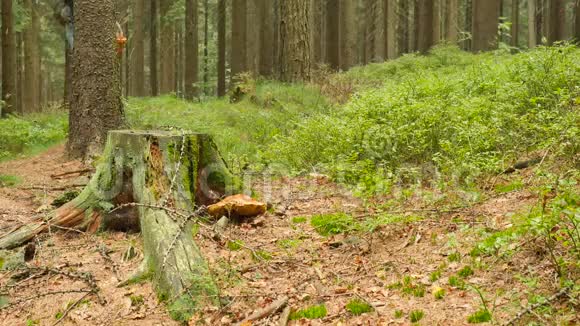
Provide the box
[0,145,577,326]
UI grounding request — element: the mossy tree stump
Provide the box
[0,130,241,320]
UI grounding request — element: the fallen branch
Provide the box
[51,291,92,326]
[279,306,291,326]
[237,296,289,325]
[502,286,572,326]
[0,289,92,311]
[19,184,87,191]
[50,168,93,179]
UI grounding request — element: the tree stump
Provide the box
[0,130,241,320]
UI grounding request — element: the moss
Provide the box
[51,190,80,208]
[345,299,373,315]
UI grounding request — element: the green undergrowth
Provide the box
[0,110,68,162]
[266,44,580,195]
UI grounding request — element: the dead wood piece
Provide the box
[238,296,289,325]
[50,168,93,179]
[279,306,291,326]
[502,286,571,326]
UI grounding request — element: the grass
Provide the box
[410,310,425,323]
[310,212,356,236]
[0,174,21,187]
[289,304,327,320]
[345,299,373,315]
[467,309,492,323]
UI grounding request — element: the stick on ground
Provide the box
[237,296,289,325]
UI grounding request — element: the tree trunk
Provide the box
[472,0,501,52]
[203,0,209,94]
[68,0,124,160]
[417,0,435,53]
[547,0,565,44]
[1,0,16,117]
[160,0,175,94]
[446,0,458,43]
[150,0,159,96]
[132,0,146,97]
[279,0,311,82]
[16,32,22,115]
[397,0,409,55]
[433,0,441,44]
[23,0,41,113]
[326,0,340,69]
[384,0,396,59]
[185,0,199,100]
[511,0,520,47]
[231,0,248,82]
[576,0,580,43]
[217,0,226,96]
[339,0,355,70]
[528,0,537,47]
[259,0,274,76]
[0,130,241,321]
[310,0,323,65]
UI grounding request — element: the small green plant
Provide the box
[467,309,492,323]
[289,304,327,320]
[449,276,465,289]
[458,266,474,278]
[54,311,63,319]
[130,294,145,307]
[433,287,445,300]
[291,216,307,224]
[25,320,39,326]
[226,240,244,251]
[394,309,404,318]
[429,270,442,282]
[310,213,356,236]
[277,238,301,249]
[409,310,425,323]
[252,249,272,261]
[400,276,425,297]
[0,174,21,187]
[494,179,523,193]
[448,251,461,262]
[345,299,373,316]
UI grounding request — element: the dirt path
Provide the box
[0,146,572,325]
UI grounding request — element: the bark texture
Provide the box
[339,0,355,70]
[528,0,537,47]
[231,0,248,80]
[472,0,501,52]
[384,0,396,59]
[325,0,340,69]
[150,0,159,96]
[548,0,565,44]
[0,130,241,321]
[279,0,311,82]
[217,0,226,96]
[576,0,580,42]
[68,0,124,159]
[23,0,41,113]
[131,0,146,96]
[159,0,175,93]
[259,0,274,76]
[417,0,435,53]
[1,0,16,117]
[446,0,458,42]
[511,0,520,47]
[185,0,199,99]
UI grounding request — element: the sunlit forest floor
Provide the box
[0,46,578,325]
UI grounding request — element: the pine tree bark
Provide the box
[132,0,146,97]
[384,0,396,59]
[339,0,355,70]
[68,0,124,160]
[472,0,501,52]
[547,0,565,44]
[279,0,311,82]
[397,0,409,55]
[23,0,41,113]
[160,0,175,94]
[528,0,537,47]
[310,0,323,65]
[203,0,209,94]
[231,0,248,81]
[576,0,580,43]
[446,0,458,42]
[511,0,520,47]
[217,0,226,96]
[1,0,16,117]
[433,0,441,43]
[258,0,274,76]
[417,0,435,53]
[185,0,198,100]
[150,0,159,96]
[326,0,340,69]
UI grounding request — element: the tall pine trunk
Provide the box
[472,0,501,51]
[217,0,226,96]
[528,0,537,47]
[576,0,580,42]
[325,0,340,69]
[446,0,458,43]
[548,0,565,44]
[339,0,355,70]
[279,0,311,82]
[23,0,40,113]
[231,0,248,81]
[1,0,16,117]
[132,0,146,96]
[68,0,124,160]
[160,0,175,94]
[384,0,396,59]
[185,0,198,99]
[259,0,274,76]
[397,0,409,55]
[150,0,159,96]
[511,0,520,47]
[417,0,435,53]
